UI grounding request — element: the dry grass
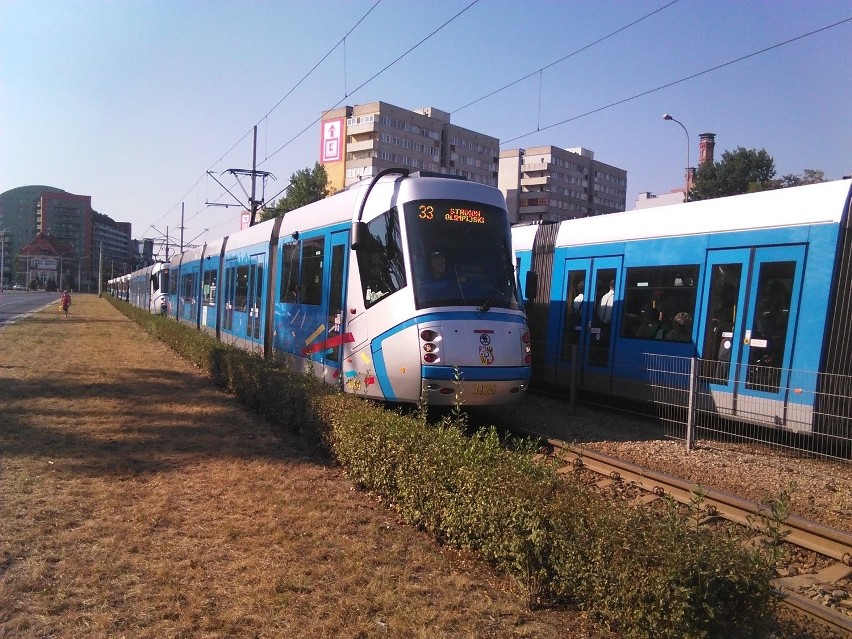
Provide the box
[0,295,613,639]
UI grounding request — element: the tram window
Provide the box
[746,261,795,392]
[160,269,170,295]
[300,238,324,306]
[182,273,196,303]
[203,268,217,306]
[279,243,299,303]
[588,269,617,368]
[356,208,407,307]
[559,270,585,360]
[622,265,699,341]
[700,264,741,383]
[254,264,263,309]
[223,265,236,330]
[249,263,263,339]
[235,265,250,311]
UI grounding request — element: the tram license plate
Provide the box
[473,383,497,396]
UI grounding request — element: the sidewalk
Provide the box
[0,295,594,638]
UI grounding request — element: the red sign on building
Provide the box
[320,118,344,164]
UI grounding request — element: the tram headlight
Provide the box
[423,353,438,363]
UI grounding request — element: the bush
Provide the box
[109,297,778,639]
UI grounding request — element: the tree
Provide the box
[259,162,331,222]
[775,169,826,188]
[690,147,776,201]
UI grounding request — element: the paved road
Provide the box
[0,291,60,327]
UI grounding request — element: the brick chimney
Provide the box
[699,133,716,165]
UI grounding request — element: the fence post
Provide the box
[569,344,578,415]
[686,356,697,451]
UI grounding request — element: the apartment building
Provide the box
[0,185,134,287]
[0,185,63,285]
[499,146,627,224]
[320,101,499,191]
[30,188,132,289]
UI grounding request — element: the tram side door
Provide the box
[323,230,349,370]
[698,246,805,414]
[223,258,236,332]
[246,254,265,344]
[553,256,621,387]
[554,258,589,385]
[737,246,804,400]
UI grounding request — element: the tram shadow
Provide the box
[464,392,667,445]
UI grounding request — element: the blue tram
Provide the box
[112,170,531,405]
[513,178,852,435]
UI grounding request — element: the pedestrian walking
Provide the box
[60,289,72,318]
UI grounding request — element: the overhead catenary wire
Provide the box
[255,0,382,131]
[195,0,477,237]
[451,0,681,115]
[167,7,851,247]
[149,2,385,237]
[179,0,656,242]
[501,15,852,146]
[259,0,480,167]
[180,0,666,239]
[163,0,664,239]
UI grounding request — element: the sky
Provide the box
[2,0,851,251]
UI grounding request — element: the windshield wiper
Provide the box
[479,287,504,312]
[480,268,514,312]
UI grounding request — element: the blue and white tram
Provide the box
[513,178,852,435]
[122,261,169,313]
[116,170,531,405]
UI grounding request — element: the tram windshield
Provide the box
[157,267,169,295]
[404,199,520,311]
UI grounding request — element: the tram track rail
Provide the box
[535,437,852,636]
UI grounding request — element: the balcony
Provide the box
[346,121,377,135]
[520,162,550,172]
[346,139,375,153]
[518,204,549,216]
[520,176,549,187]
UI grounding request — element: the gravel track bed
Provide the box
[477,393,852,637]
[484,394,852,531]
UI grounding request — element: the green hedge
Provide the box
[109,298,778,639]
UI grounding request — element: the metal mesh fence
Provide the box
[575,354,851,464]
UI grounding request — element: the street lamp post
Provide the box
[663,113,690,202]
[57,251,75,292]
[0,229,5,291]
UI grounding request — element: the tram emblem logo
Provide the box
[479,345,494,365]
[479,333,491,345]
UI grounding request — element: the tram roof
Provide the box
[512,178,852,250]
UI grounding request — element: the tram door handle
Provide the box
[744,329,751,345]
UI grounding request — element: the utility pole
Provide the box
[0,229,5,292]
[250,126,258,226]
[98,243,103,296]
[205,126,274,227]
[180,203,185,253]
